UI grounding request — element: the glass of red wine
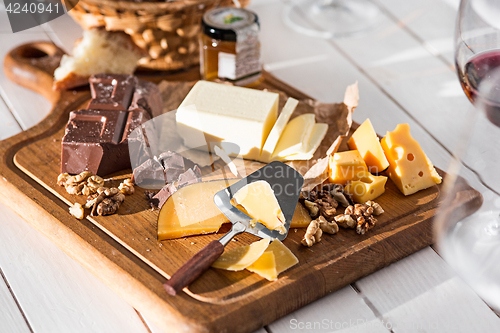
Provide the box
[435,0,500,311]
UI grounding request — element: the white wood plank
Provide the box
[0,1,52,130]
[268,286,389,333]
[0,271,31,333]
[0,97,22,140]
[356,247,500,332]
[0,202,151,333]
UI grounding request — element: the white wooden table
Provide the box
[1,0,499,332]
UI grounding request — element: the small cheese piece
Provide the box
[290,202,312,228]
[345,172,388,203]
[329,150,368,185]
[247,239,298,281]
[232,180,286,234]
[381,123,442,196]
[279,123,328,161]
[212,238,270,271]
[157,179,237,240]
[176,81,279,160]
[260,98,299,162]
[348,119,390,173]
[271,114,315,159]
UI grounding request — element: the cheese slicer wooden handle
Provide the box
[163,240,224,296]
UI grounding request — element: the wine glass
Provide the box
[435,0,500,311]
[282,0,382,39]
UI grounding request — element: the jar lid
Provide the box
[202,7,259,42]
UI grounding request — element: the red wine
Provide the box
[458,50,500,126]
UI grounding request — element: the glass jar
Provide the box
[200,7,262,86]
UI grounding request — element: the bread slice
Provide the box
[53,29,146,90]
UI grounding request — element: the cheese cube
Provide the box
[348,119,389,173]
[232,180,286,234]
[345,172,388,203]
[260,98,299,162]
[176,81,279,160]
[381,123,442,196]
[290,202,312,228]
[271,114,315,159]
[278,123,328,161]
[329,150,368,185]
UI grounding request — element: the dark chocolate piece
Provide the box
[88,74,135,111]
[132,158,166,189]
[61,109,132,176]
[128,79,163,118]
[153,166,202,209]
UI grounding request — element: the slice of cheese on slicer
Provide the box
[278,123,328,161]
[157,179,238,240]
[246,239,299,281]
[259,98,299,163]
[232,180,286,234]
[271,113,315,159]
[212,238,270,271]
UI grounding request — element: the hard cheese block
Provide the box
[246,239,299,281]
[157,179,309,240]
[157,179,237,240]
[381,123,442,196]
[232,180,286,234]
[348,119,389,173]
[329,150,368,185]
[345,172,388,203]
[212,238,270,271]
[260,98,299,162]
[175,81,279,160]
[271,114,315,159]
[279,123,328,161]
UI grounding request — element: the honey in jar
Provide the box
[200,7,262,86]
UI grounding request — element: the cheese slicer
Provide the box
[164,161,304,296]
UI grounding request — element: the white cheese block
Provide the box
[279,123,328,161]
[271,113,315,159]
[259,98,298,163]
[175,81,279,160]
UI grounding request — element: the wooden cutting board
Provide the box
[1,42,482,333]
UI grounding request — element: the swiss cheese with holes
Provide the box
[381,123,441,196]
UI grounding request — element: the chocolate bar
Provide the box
[61,74,161,176]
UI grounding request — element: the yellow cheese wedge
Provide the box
[290,202,312,228]
[232,180,286,233]
[247,239,299,281]
[212,238,270,271]
[157,179,238,240]
[176,81,279,160]
[329,150,368,185]
[347,119,390,173]
[381,123,442,196]
[345,172,388,203]
[271,114,315,159]
[278,123,328,161]
[260,98,299,163]
[246,252,277,281]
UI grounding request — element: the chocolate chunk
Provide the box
[157,151,186,183]
[132,157,166,189]
[88,74,135,111]
[128,79,163,118]
[152,166,202,208]
[61,109,131,176]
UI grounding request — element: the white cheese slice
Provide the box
[175,81,279,160]
[279,123,328,161]
[271,113,315,159]
[259,98,298,163]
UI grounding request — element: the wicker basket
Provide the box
[65,0,250,71]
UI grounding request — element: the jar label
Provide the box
[217,22,261,83]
